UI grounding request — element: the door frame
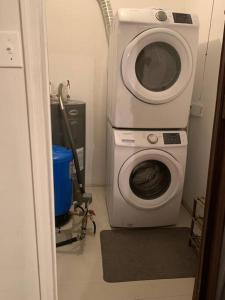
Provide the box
[22,0,225,299]
[193,24,225,299]
[19,1,58,299]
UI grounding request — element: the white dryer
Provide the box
[107,8,199,129]
[106,124,187,227]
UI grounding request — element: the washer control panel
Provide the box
[115,130,187,147]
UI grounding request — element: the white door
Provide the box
[122,28,193,104]
[118,149,183,209]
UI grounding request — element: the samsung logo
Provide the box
[122,139,135,143]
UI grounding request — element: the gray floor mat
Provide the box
[100,227,197,283]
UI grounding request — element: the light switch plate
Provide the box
[0,31,23,68]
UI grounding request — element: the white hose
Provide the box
[97,0,113,42]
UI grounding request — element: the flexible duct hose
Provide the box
[97,0,113,42]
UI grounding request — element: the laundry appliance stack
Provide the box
[106,8,199,227]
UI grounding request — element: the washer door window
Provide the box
[130,160,171,200]
[122,28,193,104]
[118,149,183,209]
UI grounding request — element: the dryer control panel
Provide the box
[117,8,199,27]
[154,9,193,24]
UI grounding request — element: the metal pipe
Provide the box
[96,0,113,42]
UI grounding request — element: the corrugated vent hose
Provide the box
[96,0,113,42]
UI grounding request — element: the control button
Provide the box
[147,134,158,144]
[155,10,168,22]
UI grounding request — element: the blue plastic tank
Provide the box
[52,145,73,216]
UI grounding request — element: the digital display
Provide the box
[163,133,181,145]
[173,13,192,24]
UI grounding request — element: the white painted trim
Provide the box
[19,1,57,300]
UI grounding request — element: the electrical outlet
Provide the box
[0,31,23,68]
[190,102,204,117]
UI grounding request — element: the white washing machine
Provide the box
[107,8,199,129]
[106,124,187,227]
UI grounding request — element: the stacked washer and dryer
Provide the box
[106,8,199,227]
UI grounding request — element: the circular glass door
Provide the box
[129,160,171,200]
[135,42,181,92]
[118,149,183,209]
[122,28,193,104]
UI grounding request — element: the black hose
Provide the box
[56,207,88,248]
[58,93,85,194]
[56,236,80,248]
[75,204,85,213]
[92,220,97,235]
[56,209,96,247]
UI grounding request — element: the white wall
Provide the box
[46,0,215,185]
[46,0,108,185]
[183,0,225,211]
[0,1,40,299]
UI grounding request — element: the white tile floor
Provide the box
[56,187,195,300]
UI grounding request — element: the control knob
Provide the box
[155,10,168,22]
[147,134,158,144]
